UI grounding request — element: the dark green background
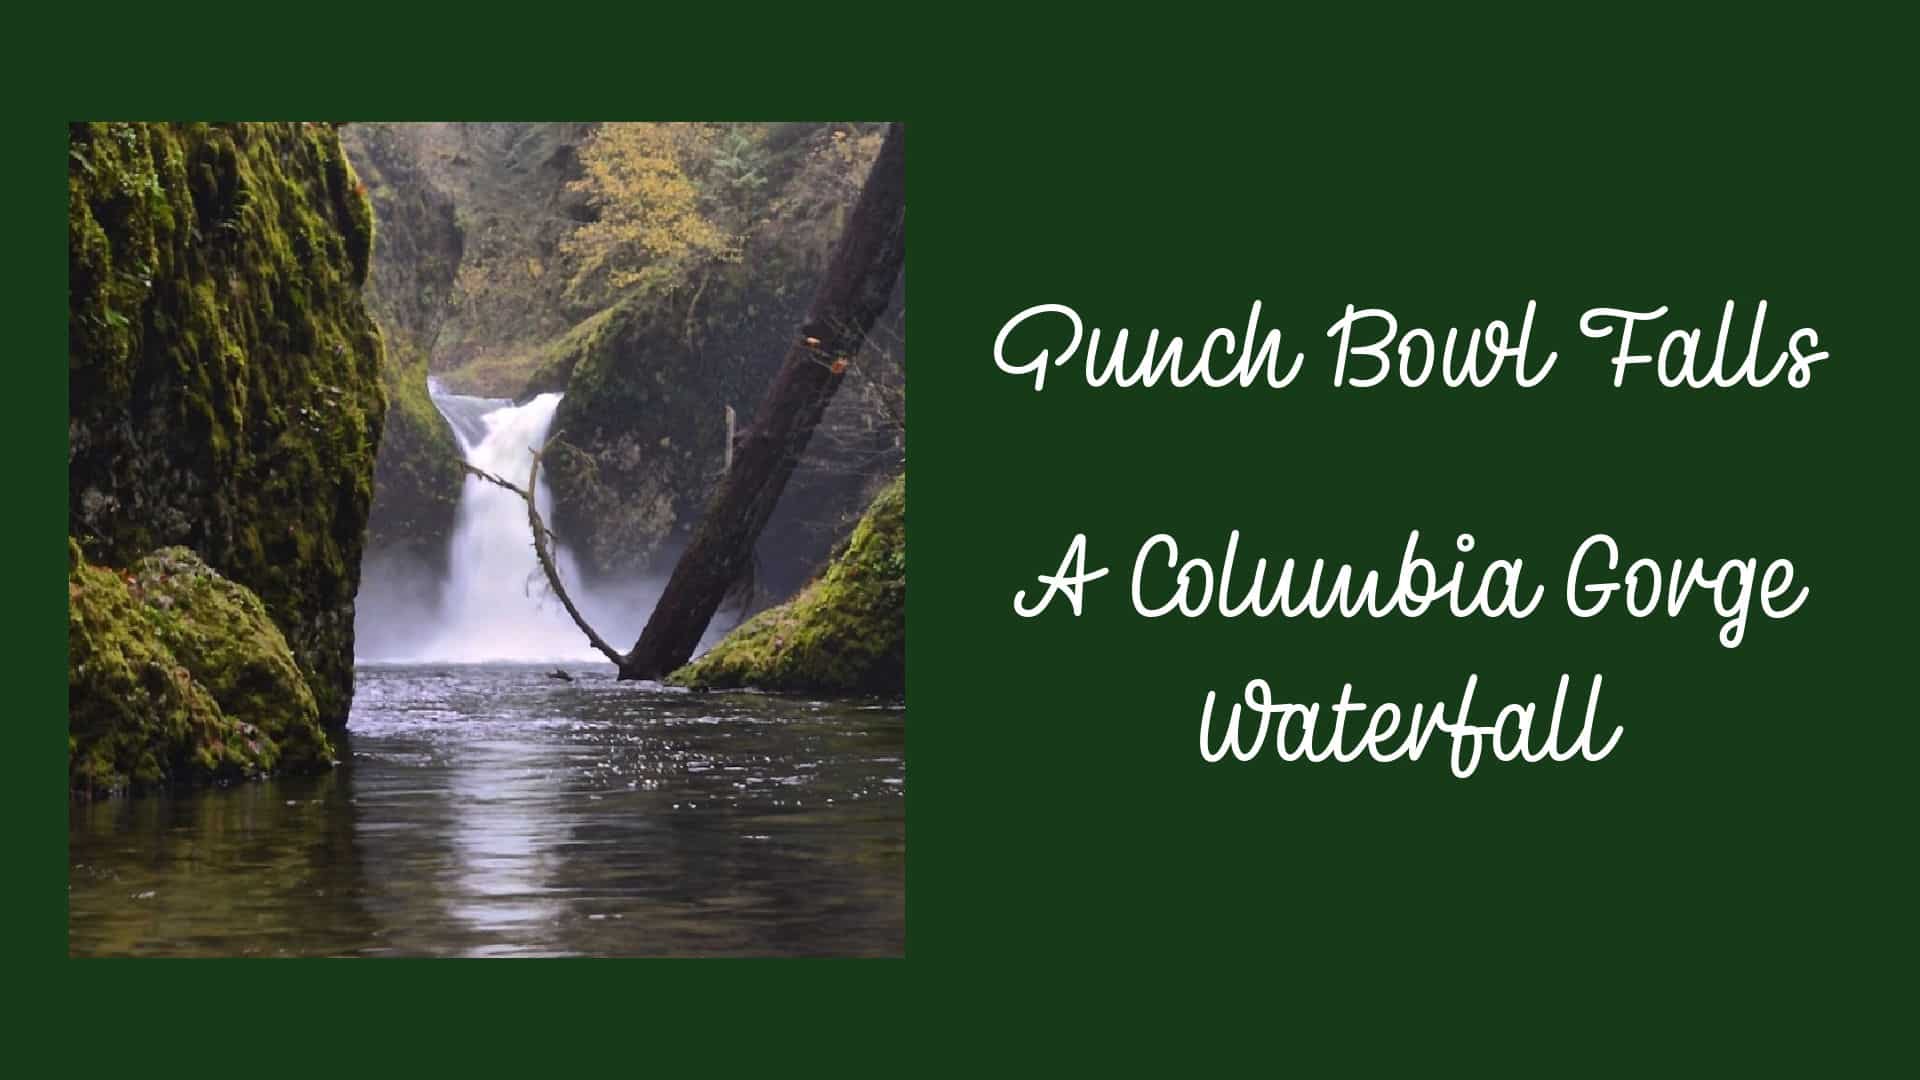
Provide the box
[26,14,1913,1070]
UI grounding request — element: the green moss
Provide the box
[69,123,386,725]
[335,123,603,401]
[670,476,905,696]
[365,340,463,562]
[536,149,900,585]
[343,124,466,564]
[442,303,621,399]
[69,540,333,796]
[543,268,812,579]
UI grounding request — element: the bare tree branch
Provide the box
[457,462,531,501]
[458,438,629,668]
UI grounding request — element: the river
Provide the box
[68,664,906,956]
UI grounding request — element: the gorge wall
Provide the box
[69,121,386,728]
[343,123,465,574]
[346,122,904,606]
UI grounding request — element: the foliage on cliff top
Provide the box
[542,123,895,582]
[670,475,905,696]
[68,122,386,725]
[69,540,333,796]
[403,122,882,397]
[560,121,883,311]
[562,123,743,297]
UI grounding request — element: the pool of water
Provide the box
[68,663,905,957]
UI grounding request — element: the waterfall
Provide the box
[355,378,740,666]
[428,389,596,661]
[356,384,659,664]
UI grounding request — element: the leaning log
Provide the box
[620,122,906,679]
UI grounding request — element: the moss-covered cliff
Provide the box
[542,266,816,580]
[339,123,596,397]
[69,540,333,794]
[542,268,904,592]
[366,347,461,569]
[341,124,466,568]
[324,123,901,603]
[670,476,904,696]
[542,123,904,589]
[68,122,385,725]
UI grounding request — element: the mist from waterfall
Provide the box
[355,384,675,665]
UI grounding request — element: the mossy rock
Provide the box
[670,476,905,696]
[541,237,838,582]
[542,293,760,579]
[541,233,903,592]
[366,341,462,568]
[69,540,333,795]
[345,125,466,566]
[68,122,385,725]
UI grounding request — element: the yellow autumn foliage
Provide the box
[562,123,742,296]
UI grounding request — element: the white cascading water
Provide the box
[429,390,600,661]
[355,380,733,665]
[355,383,664,664]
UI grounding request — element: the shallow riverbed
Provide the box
[69,663,905,957]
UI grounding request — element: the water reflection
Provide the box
[446,737,570,951]
[69,664,906,957]
[67,769,378,956]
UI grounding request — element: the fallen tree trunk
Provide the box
[620,122,907,679]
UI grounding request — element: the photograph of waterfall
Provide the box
[68,121,906,957]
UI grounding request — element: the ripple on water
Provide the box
[68,662,904,957]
